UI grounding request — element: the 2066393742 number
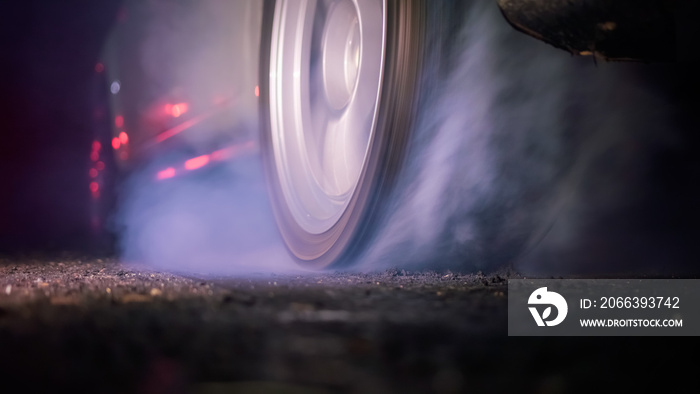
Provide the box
[600,296,680,309]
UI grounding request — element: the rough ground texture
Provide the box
[0,256,686,393]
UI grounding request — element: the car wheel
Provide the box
[259,0,427,268]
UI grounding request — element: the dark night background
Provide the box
[1,0,122,252]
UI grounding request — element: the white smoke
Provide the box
[114,0,301,274]
[362,1,675,275]
[115,0,681,276]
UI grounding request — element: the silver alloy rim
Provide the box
[269,0,386,234]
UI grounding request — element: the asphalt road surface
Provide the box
[0,255,685,393]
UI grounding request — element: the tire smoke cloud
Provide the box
[115,0,697,276]
[364,1,696,275]
[114,1,301,274]
[118,156,300,274]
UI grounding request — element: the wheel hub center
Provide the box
[322,0,361,110]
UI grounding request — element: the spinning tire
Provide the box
[260,0,427,268]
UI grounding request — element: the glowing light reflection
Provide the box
[157,167,176,180]
[110,80,121,95]
[153,141,256,181]
[184,155,210,170]
[211,140,256,161]
[155,113,205,143]
[165,103,189,118]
